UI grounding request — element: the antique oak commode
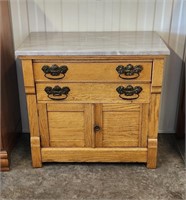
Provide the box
[16,32,170,168]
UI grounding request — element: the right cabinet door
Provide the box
[95,104,149,148]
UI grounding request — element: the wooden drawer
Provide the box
[33,62,152,82]
[36,83,150,103]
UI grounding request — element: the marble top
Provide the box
[15,31,170,57]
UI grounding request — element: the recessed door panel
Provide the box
[102,111,140,147]
[95,104,148,147]
[48,112,85,147]
[38,103,94,148]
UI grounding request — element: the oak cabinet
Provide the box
[21,56,164,168]
[16,32,169,168]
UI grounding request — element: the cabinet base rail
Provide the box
[41,147,147,163]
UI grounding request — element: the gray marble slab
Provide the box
[15,31,170,57]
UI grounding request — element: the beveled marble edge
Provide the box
[15,50,169,56]
[15,31,170,57]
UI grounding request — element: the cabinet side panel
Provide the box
[147,57,165,168]
[147,94,161,169]
[148,94,161,139]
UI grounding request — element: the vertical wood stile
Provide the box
[22,59,42,167]
[148,94,161,139]
[152,59,165,88]
[26,95,42,167]
[94,104,103,147]
[84,104,94,147]
[147,94,160,168]
[22,60,34,87]
[138,105,142,147]
[37,103,50,147]
[141,104,149,147]
[147,138,158,169]
[30,137,42,168]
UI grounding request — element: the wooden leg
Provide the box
[147,93,161,169]
[0,151,10,171]
[147,139,158,169]
[26,95,42,168]
[31,137,42,168]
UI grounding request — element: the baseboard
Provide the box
[0,151,10,171]
[158,130,176,134]
[22,128,29,133]
[16,118,22,133]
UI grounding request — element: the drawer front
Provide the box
[36,83,150,103]
[33,62,152,82]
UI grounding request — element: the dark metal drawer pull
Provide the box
[116,64,143,80]
[116,85,142,100]
[42,64,68,80]
[44,85,70,101]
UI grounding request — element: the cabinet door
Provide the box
[37,104,94,148]
[95,104,149,148]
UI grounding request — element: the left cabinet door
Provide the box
[37,103,94,148]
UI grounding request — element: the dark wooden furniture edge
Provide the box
[0,1,22,172]
[0,151,10,171]
[0,120,22,171]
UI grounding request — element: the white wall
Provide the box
[10,0,186,133]
[10,0,30,132]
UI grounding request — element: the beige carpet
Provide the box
[1,134,185,200]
